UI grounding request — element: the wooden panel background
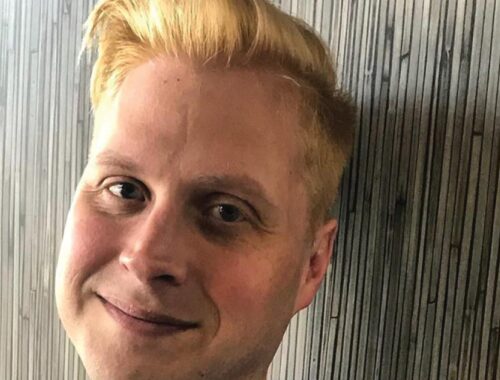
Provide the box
[0,0,498,379]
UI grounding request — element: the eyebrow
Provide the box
[93,150,140,172]
[184,174,279,213]
[92,150,279,213]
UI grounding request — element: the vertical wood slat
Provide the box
[0,0,498,379]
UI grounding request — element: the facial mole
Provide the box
[177,78,180,82]
[163,79,168,84]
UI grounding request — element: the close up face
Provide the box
[55,56,335,380]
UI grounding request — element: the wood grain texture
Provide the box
[0,0,498,379]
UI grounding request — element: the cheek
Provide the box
[57,203,119,290]
[208,249,300,321]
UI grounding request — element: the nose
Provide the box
[119,209,188,286]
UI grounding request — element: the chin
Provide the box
[77,341,189,380]
[63,304,203,380]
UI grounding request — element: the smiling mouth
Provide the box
[97,294,198,336]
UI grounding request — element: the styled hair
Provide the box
[82,0,356,241]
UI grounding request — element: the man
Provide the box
[55,0,356,379]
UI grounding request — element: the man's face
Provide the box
[55,57,332,380]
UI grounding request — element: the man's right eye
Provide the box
[107,182,146,202]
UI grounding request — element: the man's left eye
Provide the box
[208,204,246,223]
[107,182,146,201]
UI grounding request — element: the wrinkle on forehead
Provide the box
[92,59,201,162]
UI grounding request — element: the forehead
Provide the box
[93,56,304,173]
[95,58,302,152]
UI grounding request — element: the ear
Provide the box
[293,218,338,314]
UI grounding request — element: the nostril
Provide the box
[158,273,178,284]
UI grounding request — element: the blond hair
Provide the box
[82,0,356,240]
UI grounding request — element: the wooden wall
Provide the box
[0,0,498,379]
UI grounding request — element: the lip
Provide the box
[97,294,198,336]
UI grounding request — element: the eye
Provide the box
[207,203,246,223]
[107,181,146,202]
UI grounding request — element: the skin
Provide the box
[55,56,338,380]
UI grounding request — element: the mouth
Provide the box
[97,294,198,336]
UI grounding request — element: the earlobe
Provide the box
[293,219,338,313]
